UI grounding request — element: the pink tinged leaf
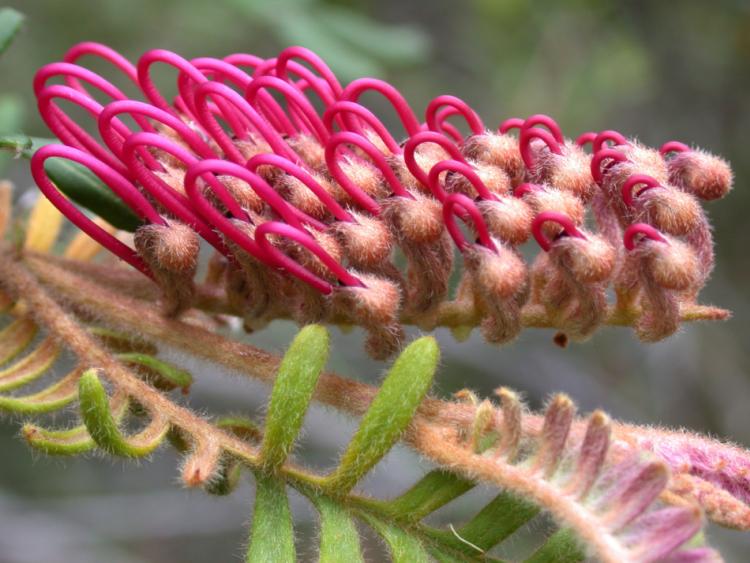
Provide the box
[565,410,611,498]
[670,473,750,530]
[494,387,522,459]
[621,506,702,563]
[638,433,750,509]
[658,547,724,563]
[598,460,669,531]
[534,394,575,476]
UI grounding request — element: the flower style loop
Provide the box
[532,211,586,252]
[255,221,365,294]
[443,193,497,252]
[624,223,668,251]
[402,131,467,189]
[425,95,485,137]
[621,174,662,207]
[30,144,160,276]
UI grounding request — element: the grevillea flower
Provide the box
[31,42,733,358]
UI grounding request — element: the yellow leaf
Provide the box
[64,217,115,261]
[24,195,63,253]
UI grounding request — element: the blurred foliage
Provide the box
[0,0,749,561]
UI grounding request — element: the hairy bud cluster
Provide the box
[30,43,732,357]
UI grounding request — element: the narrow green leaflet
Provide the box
[313,495,364,563]
[261,324,329,470]
[524,528,584,563]
[118,352,193,391]
[457,491,540,552]
[78,370,169,457]
[379,469,475,522]
[325,336,439,493]
[0,8,23,56]
[247,474,295,563]
[360,513,430,563]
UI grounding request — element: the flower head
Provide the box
[31,43,733,356]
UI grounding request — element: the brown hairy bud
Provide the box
[604,143,669,197]
[181,437,222,488]
[217,175,264,214]
[640,188,703,237]
[332,157,391,206]
[645,237,700,292]
[555,234,616,284]
[281,230,342,324]
[381,195,453,314]
[464,243,528,344]
[477,197,533,246]
[331,273,404,360]
[204,251,227,286]
[545,144,597,202]
[286,134,326,172]
[522,186,586,227]
[534,234,616,341]
[222,218,291,327]
[446,163,512,196]
[668,149,733,201]
[234,136,273,163]
[667,150,733,201]
[275,171,336,220]
[381,192,444,244]
[329,212,394,270]
[134,221,200,317]
[154,164,187,197]
[389,143,450,193]
[462,133,525,185]
[627,236,701,342]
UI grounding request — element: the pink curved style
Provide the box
[624,223,668,251]
[341,78,423,136]
[325,131,412,215]
[425,95,485,137]
[255,221,365,294]
[246,153,353,224]
[532,211,586,252]
[519,126,563,169]
[427,159,495,202]
[403,131,467,190]
[442,192,497,252]
[30,145,159,276]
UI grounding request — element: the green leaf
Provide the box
[378,469,475,522]
[118,352,193,392]
[21,422,95,456]
[525,528,584,563]
[0,8,23,56]
[456,491,539,552]
[0,367,82,414]
[78,370,169,457]
[0,135,143,231]
[0,338,60,392]
[360,513,430,563]
[204,459,243,496]
[44,156,143,231]
[21,391,129,455]
[261,324,329,470]
[217,416,263,443]
[324,336,439,494]
[313,495,364,563]
[0,318,38,365]
[247,473,295,563]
